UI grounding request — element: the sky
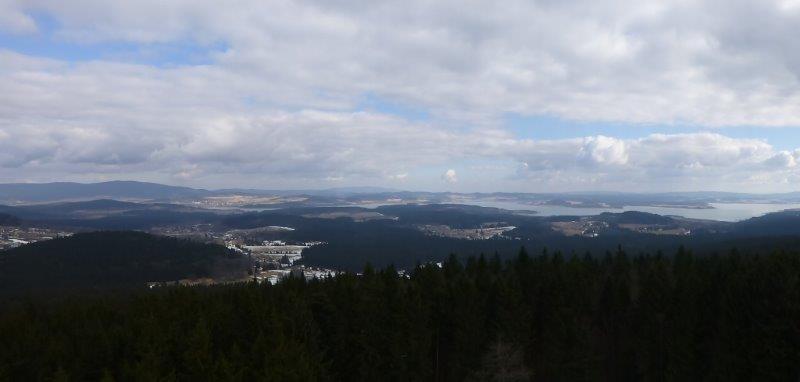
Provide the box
[1,0,800,192]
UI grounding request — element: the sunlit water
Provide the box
[235,200,800,222]
[458,201,800,222]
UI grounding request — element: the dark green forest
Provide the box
[0,213,20,226]
[2,247,799,381]
[0,232,248,294]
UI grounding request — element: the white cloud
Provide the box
[0,0,38,34]
[2,1,800,191]
[442,169,458,184]
[2,0,800,125]
[507,133,797,191]
[580,136,629,166]
[764,150,800,168]
[388,172,408,181]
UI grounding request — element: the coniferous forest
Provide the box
[1,247,799,381]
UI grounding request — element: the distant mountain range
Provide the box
[2,180,800,207]
[0,181,210,204]
[0,181,402,204]
[6,199,800,273]
[216,186,400,197]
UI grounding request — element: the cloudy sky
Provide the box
[1,0,800,192]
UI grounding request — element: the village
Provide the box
[0,220,336,287]
[150,223,337,285]
[234,238,335,285]
[0,226,72,250]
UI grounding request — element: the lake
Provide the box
[462,200,800,222]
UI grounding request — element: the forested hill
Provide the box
[0,213,20,226]
[0,231,248,293]
[1,247,799,380]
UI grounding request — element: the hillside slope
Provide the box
[0,213,20,226]
[0,231,248,292]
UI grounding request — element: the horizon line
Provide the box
[0,179,798,196]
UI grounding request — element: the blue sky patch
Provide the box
[357,93,431,121]
[0,11,226,67]
[504,113,800,150]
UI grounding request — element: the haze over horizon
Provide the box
[4,179,800,196]
[3,1,800,193]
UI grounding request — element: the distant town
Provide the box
[149,224,337,286]
[0,226,72,250]
[1,220,337,287]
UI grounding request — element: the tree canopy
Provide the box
[2,246,799,380]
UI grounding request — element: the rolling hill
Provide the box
[0,213,20,226]
[0,231,249,293]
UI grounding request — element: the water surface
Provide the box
[462,200,800,222]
